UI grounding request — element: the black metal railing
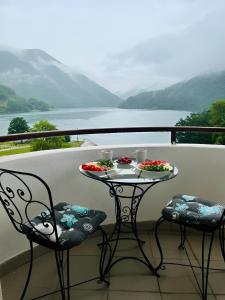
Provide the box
[0,126,225,144]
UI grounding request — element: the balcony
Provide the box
[2,228,225,300]
[0,128,225,299]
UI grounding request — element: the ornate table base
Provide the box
[101,182,159,277]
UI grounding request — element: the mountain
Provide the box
[0,84,50,113]
[0,48,122,108]
[115,88,147,99]
[119,71,225,111]
[108,10,225,92]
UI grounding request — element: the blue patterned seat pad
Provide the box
[21,202,106,249]
[162,194,225,231]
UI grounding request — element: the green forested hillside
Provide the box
[0,49,122,108]
[0,84,50,113]
[120,71,225,111]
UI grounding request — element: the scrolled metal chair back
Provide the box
[0,168,60,244]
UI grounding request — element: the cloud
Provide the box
[0,69,40,85]
[103,8,225,91]
[0,44,23,58]
[1,0,225,92]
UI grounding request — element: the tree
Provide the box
[31,120,65,151]
[176,111,212,144]
[8,117,30,134]
[210,100,225,126]
[6,98,30,113]
[32,120,57,132]
[209,100,225,144]
[176,99,225,145]
[27,98,50,112]
[64,135,71,143]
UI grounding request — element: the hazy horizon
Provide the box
[1,0,225,94]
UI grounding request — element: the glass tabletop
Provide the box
[79,159,178,185]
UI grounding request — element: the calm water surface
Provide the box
[0,108,190,145]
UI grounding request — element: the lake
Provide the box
[0,108,190,145]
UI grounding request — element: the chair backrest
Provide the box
[0,168,60,244]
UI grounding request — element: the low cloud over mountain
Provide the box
[105,9,225,92]
[0,47,122,108]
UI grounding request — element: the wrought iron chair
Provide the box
[155,194,225,300]
[0,167,108,300]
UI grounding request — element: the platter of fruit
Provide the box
[81,160,114,175]
[116,156,132,164]
[136,160,173,178]
[116,156,133,168]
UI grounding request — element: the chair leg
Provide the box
[67,249,70,300]
[98,226,110,285]
[178,225,186,249]
[55,250,66,300]
[201,231,214,300]
[20,240,33,300]
[219,224,225,262]
[154,216,166,272]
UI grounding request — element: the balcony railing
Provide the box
[0,126,224,144]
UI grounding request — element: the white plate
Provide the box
[81,162,115,176]
[86,169,115,176]
[135,166,171,178]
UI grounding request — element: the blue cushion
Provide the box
[162,194,225,231]
[21,202,106,249]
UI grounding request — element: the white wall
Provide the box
[0,144,225,265]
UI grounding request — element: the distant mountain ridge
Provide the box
[0,84,50,113]
[0,48,122,108]
[115,88,147,99]
[119,71,225,111]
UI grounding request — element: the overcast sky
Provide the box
[1,0,225,93]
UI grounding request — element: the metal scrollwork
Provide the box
[109,183,145,224]
[17,188,28,201]
[121,206,131,222]
[0,190,23,227]
[109,184,124,198]
[109,187,114,198]
[0,168,57,241]
[115,185,123,194]
[98,181,158,276]
[5,186,15,198]
[25,201,56,239]
[0,172,32,203]
[131,196,141,222]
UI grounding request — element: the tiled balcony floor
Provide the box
[1,229,225,300]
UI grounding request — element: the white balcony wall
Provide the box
[0,144,225,265]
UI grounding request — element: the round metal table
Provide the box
[79,159,178,276]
